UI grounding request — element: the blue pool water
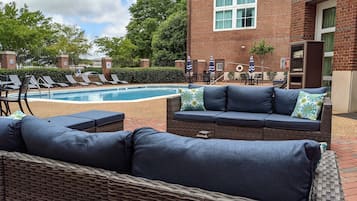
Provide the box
[28,86,184,102]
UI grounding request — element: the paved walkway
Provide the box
[6,84,357,200]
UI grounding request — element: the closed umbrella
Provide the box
[248,56,255,85]
[208,56,215,84]
[248,56,255,73]
[186,56,193,83]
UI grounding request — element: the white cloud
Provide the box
[3,0,135,58]
[3,0,133,37]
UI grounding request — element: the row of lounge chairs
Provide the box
[3,74,128,89]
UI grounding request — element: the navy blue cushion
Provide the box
[132,127,321,201]
[70,110,125,127]
[265,114,321,131]
[189,84,227,111]
[0,117,26,152]
[21,116,132,173]
[174,111,224,122]
[45,115,95,130]
[274,87,327,115]
[227,85,273,113]
[216,112,269,127]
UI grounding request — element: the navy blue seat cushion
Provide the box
[189,84,227,111]
[21,116,132,173]
[227,85,274,113]
[174,111,224,122]
[132,127,321,201]
[216,112,269,127]
[44,115,95,130]
[70,110,125,127]
[274,87,327,115]
[265,114,321,131]
[0,117,26,152]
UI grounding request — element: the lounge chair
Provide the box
[7,75,39,89]
[111,74,128,84]
[65,75,88,86]
[42,76,69,87]
[98,74,117,85]
[30,76,53,88]
[81,74,103,86]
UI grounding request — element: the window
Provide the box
[214,0,256,31]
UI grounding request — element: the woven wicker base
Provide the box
[215,125,263,140]
[167,120,215,138]
[96,121,124,132]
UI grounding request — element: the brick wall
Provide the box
[333,0,357,71]
[291,0,316,42]
[188,0,291,72]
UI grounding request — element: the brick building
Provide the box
[188,0,357,112]
[187,0,292,74]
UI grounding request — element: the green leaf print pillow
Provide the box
[291,91,326,120]
[179,87,206,111]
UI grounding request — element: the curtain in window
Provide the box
[322,7,336,28]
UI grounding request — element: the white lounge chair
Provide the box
[98,74,117,85]
[81,74,103,86]
[65,75,89,86]
[42,76,69,87]
[111,74,128,84]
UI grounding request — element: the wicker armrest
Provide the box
[166,95,181,120]
[311,151,344,200]
[320,97,332,147]
[0,151,252,201]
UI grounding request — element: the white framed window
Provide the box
[214,0,257,31]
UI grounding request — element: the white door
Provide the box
[315,0,336,90]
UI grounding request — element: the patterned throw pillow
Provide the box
[291,91,326,120]
[179,87,206,111]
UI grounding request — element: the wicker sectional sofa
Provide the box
[167,85,332,147]
[0,116,344,200]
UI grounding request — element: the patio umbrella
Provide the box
[208,56,215,73]
[186,56,193,83]
[186,56,192,72]
[248,56,255,73]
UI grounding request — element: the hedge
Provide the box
[110,67,185,83]
[0,68,72,83]
[0,67,185,84]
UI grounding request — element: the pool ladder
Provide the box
[36,77,51,98]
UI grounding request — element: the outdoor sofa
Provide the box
[167,85,332,148]
[0,116,344,201]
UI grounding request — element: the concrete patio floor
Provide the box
[5,84,357,200]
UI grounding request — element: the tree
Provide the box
[249,40,274,81]
[0,2,54,64]
[152,8,187,66]
[94,37,138,67]
[46,23,91,65]
[126,0,176,59]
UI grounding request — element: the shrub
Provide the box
[0,68,73,83]
[110,67,185,83]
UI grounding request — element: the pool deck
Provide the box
[5,83,357,200]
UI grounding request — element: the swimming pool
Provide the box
[27,85,186,103]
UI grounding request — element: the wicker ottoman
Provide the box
[69,110,124,132]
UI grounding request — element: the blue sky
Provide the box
[4,0,136,58]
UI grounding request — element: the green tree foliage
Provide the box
[249,40,274,80]
[94,37,138,67]
[152,8,187,66]
[126,0,177,59]
[47,23,91,65]
[0,2,91,66]
[0,2,54,64]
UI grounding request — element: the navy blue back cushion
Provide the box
[274,87,327,115]
[189,84,227,111]
[227,85,273,113]
[21,116,132,173]
[132,127,321,201]
[0,117,26,152]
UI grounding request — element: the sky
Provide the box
[3,0,136,59]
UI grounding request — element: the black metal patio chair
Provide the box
[0,76,33,115]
